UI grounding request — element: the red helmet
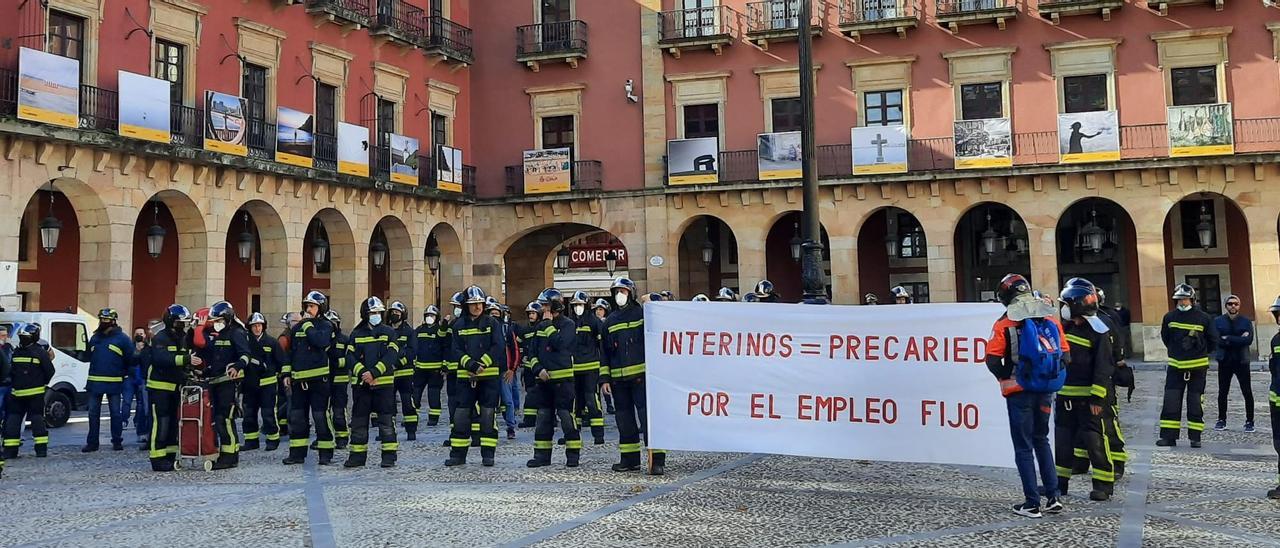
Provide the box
[996,274,1031,306]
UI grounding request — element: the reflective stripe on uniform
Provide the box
[147,380,178,392]
[1168,357,1209,369]
[1167,322,1205,332]
[547,368,575,380]
[12,386,46,397]
[608,320,644,333]
[1159,420,1182,430]
[415,360,443,369]
[108,344,124,356]
[619,442,642,454]
[88,375,124,383]
[259,375,278,387]
[292,368,330,380]
[394,369,414,378]
[572,360,601,372]
[612,363,646,377]
[1064,334,1091,348]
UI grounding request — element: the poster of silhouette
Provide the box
[17,47,79,129]
[389,134,420,185]
[667,137,719,185]
[437,145,463,192]
[851,125,908,175]
[275,106,315,168]
[1057,111,1120,164]
[1167,103,1234,158]
[204,90,248,156]
[757,131,802,180]
[118,70,171,144]
[337,122,370,177]
[953,118,1012,169]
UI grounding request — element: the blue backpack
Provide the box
[1013,318,1066,393]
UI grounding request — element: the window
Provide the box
[154,40,185,105]
[1185,274,1221,316]
[1179,199,1216,250]
[771,97,802,132]
[315,83,337,137]
[1171,66,1218,106]
[768,0,801,30]
[432,112,448,148]
[681,0,717,38]
[542,115,575,150]
[896,213,925,259]
[50,321,87,358]
[377,98,397,146]
[864,90,904,126]
[683,103,719,139]
[900,282,930,304]
[1063,74,1108,113]
[242,63,268,149]
[959,82,1002,120]
[47,10,85,69]
[541,0,572,23]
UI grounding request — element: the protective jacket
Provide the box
[531,315,576,383]
[571,313,604,373]
[1160,308,1217,369]
[285,317,333,381]
[146,328,190,392]
[348,323,399,388]
[450,314,502,380]
[87,326,135,394]
[8,343,54,398]
[600,304,645,382]
[1060,320,1115,404]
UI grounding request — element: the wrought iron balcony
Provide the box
[935,0,1017,33]
[516,20,588,71]
[838,0,917,40]
[658,6,739,57]
[1037,0,1123,24]
[1149,0,1221,16]
[504,160,603,195]
[745,0,822,49]
[314,132,338,171]
[245,117,277,161]
[371,0,429,49]
[305,0,372,30]
[425,16,474,65]
[170,103,203,147]
[79,85,119,133]
[0,67,16,117]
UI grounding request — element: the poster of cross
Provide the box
[851,125,908,175]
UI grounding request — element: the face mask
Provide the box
[615,293,629,307]
[134,335,145,343]
[369,314,382,326]
[1060,305,1072,321]
[1177,304,1192,312]
[213,321,226,332]
[425,316,437,326]
[528,314,538,323]
[453,307,462,318]
[573,305,586,316]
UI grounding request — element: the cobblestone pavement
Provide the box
[0,368,1275,547]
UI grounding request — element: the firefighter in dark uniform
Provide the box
[440,291,465,447]
[344,297,400,468]
[754,280,780,303]
[445,285,503,467]
[146,305,192,471]
[413,306,445,427]
[326,310,351,450]
[282,290,336,465]
[1055,283,1117,501]
[386,301,419,440]
[1266,296,1280,499]
[528,289,582,467]
[1065,279,1129,479]
[568,291,606,444]
[602,277,666,475]
[2,323,55,460]
[714,287,738,302]
[243,313,282,451]
[199,301,251,470]
[520,301,548,428]
[1158,283,1218,448]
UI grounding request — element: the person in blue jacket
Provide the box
[1214,294,1256,432]
[121,326,152,449]
[83,308,135,452]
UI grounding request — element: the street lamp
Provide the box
[146,202,167,260]
[701,238,714,267]
[311,224,329,270]
[1195,203,1214,251]
[425,233,441,274]
[236,212,254,264]
[1080,209,1106,254]
[884,231,899,258]
[38,187,62,254]
[796,0,826,303]
[789,222,802,262]
[606,250,619,275]
[555,246,571,274]
[981,213,999,257]
[370,240,387,271]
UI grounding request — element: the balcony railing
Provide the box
[0,66,17,117]
[305,0,372,28]
[659,6,739,43]
[170,103,203,147]
[935,0,1016,31]
[516,20,588,58]
[503,160,603,195]
[746,0,817,33]
[372,0,428,48]
[936,0,1014,14]
[372,141,391,180]
[79,85,119,132]
[246,117,277,160]
[425,16,474,64]
[840,0,914,23]
[314,132,338,171]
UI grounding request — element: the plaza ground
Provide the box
[0,368,1276,547]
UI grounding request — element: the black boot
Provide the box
[648,451,666,476]
[1268,486,1280,499]
[264,439,279,451]
[335,436,348,450]
[1155,438,1177,447]
[1113,461,1125,481]
[243,439,260,451]
[527,448,552,468]
[1058,476,1071,497]
[566,449,580,468]
[441,438,452,447]
[444,447,467,466]
[427,416,439,426]
[380,451,397,468]
[211,453,238,470]
[481,446,496,467]
[112,441,124,451]
[34,445,47,458]
[1089,479,1113,501]
[151,457,176,472]
[282,447,307,465]
[343,452,367,468]
[81,443,99,453]
[318,449,334,465]
[612,452,642,472]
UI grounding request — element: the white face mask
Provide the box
[573,305,586,317]
[615,292,629,307]
[425,316,436,326]
[1060,305,1072,321]
[453,307,463,318]
[213,321,226,332]
[369,314,382,326]
[1176,304,1192,312]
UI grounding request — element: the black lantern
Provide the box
[38,187,62,255]
[980,213,999,256]
[311,227,329,270]
[555,246,571,273]
[1195,203,1214,251]
[884,232,899,258]
[701,239,714,267]
[425,233,441,274]
[370,240,388,271]
[1080,209,1106,254]
[236,212,254,264]
[789,222,802,262]
[606,250,619,275]
[146,202,167,259]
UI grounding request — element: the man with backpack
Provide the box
[1158,284,1218,448]
[1055,283,1116,501]
[984,273,1068,518]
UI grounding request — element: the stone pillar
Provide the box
[735,225,768,297]
[1133,226,1169,362]
[638,0,666,190]
[924,225,957,304]
[88,213,139,330]
[640,195,670,293]
[1245,205,1280,360]
[1026,223,1059,297]
[826,235,857,304]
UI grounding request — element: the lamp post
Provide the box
[1195,203,1214,251]
[38,188,62,255]
[426,233,441,306]
[789,222,802,262]
[555,246,571,274]
[796,0,826,304]
[145,202,167,260]
[236,212,254,264]
[370,240,387,271]
[311,223,329,271]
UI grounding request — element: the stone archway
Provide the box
[426,222,465,306]
[224,199,289,319]
[370,215,416,308]
[10,177,113,317]
[954,202,1031,302]
[303,208,359,319]
[674,215,739,299]
[1162,192,1252,319]
[500,223,629,306]
[1056,197,1141,330]
[763,211,831,303]
[857,206,929,304]
[130,189,208,324]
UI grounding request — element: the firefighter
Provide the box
[243,313,282,452]
[445,285,503,467]
[1065,279,1129,479]
[343,297,399,468]
[691,294,710,302]
[440,291,465,448]
[384,301,419,440]
[84,307,134,452]
[890,286,913,305]
[276,312,301,437]
[203,302,252,469]
[602,277,665,475]
[1266,296,1280,499]
[2,323,55,461]
[714,287,738,302]
[146,305,192,471]
[1158,283,1218,448]
[528,289,582,467]
[413,306,445,427]
[753,280,779,303]
[520,301,547,428]
[1055,283,1116,501]
[282,291,336,465]
[593,298,611,319]
[326,310,351,449]
[864,293,879,305]
[569,291,606,444]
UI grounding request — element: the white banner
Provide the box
[645,301,1015,468]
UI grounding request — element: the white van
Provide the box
[0,311,93,428]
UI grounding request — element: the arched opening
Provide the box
[1162,193,1252,318]
[16,189,81,313]
[425,222,464,306]
[369,216,414,306]
[857,207,929,303]
[764,212,831,302]
[1056,198,1141,331]
[955,203,1030,302]
[223,200,288,318]
[501,223,629,306]
[302,208,358,318]
[129,200,179,325]
[676,216,739,299]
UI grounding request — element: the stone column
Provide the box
[1026,223,1059,298]
[923,225,957,304]
[1132,225,1169,362]
[826,235,858,304]
[1244,204,1280,360]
